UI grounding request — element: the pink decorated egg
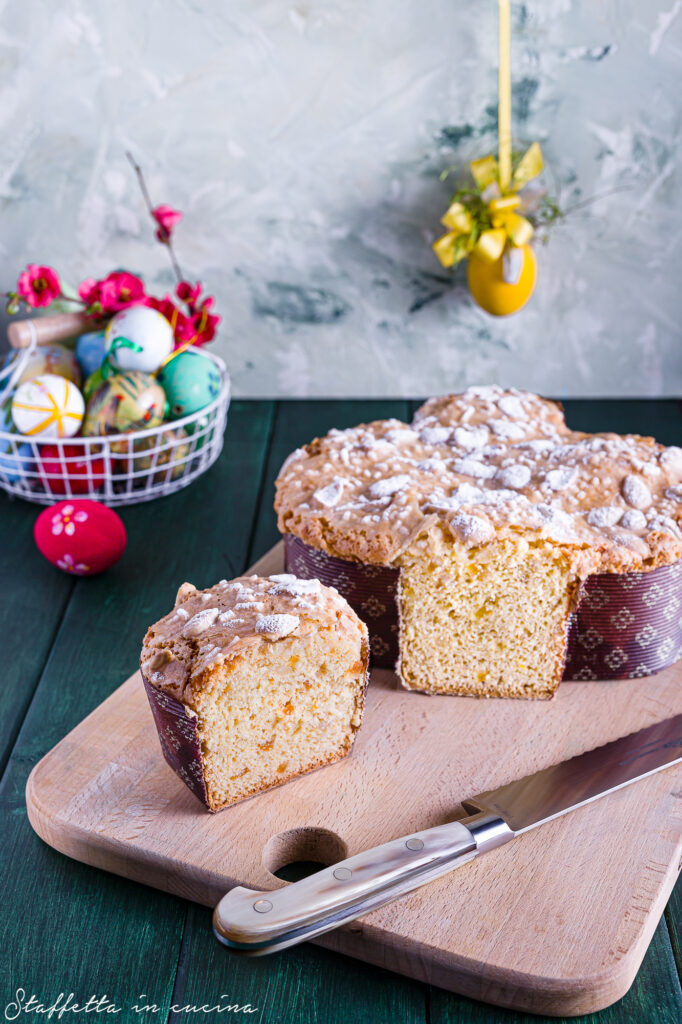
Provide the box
[34,500,126,576]
[38,445,107,496]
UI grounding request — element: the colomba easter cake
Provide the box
[275,386,682,698]
[140,573,369,811]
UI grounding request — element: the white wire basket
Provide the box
[0,352,230,506]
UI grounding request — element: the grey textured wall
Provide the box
[1,0,680,397]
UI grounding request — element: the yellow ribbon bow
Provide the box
[432,141,544,269]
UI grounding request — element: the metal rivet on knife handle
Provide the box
[252,900,273,914]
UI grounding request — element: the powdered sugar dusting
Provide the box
[544,467,576,490]
[622,474,652,510]
[497,395,526,419]
[255,613,300,638]
[275,387,682,568]
[587,506,623,528]
[449,513,495,544]
[314,479,344,508]
[369,474,410,498]
[451,458,497,480]
[496,465,531,489]
[184,607,220,636]
[453,426,488,450]
[621,509,647,531]
[420,426,452,445]
[489,419,527,441]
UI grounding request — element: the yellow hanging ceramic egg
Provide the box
[467,244,536,317]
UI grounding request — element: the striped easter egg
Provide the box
[11,373,85,439]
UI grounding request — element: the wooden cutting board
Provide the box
[26,543,682,1017]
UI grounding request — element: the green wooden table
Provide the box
[1,399,681,1024]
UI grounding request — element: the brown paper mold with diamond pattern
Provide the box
[284,535,682,682]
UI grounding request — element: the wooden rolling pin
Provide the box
[7,312,105,349]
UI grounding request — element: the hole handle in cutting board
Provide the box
[213,812,511,954]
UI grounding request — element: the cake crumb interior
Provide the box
[397,529,580,699]
[193,626,365,810]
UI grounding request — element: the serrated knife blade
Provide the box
[461,711,682,833]
[213,713,682,954]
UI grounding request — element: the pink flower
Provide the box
[17,264,61,308]
[78,278,101,307]
[152,205,182,243]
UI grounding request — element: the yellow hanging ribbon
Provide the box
[498,0,512,191]
[432,141,543,268]
[432,0,545,270]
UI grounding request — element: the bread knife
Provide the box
[213,712,682,954]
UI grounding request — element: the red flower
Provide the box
[152,205,182,244]
[176,280,202,307]
[189,297,220,346]
[145,294,194,344]
[145,291,219,348]
[175,281,220,345]
[17,264,61,308]
[98,271,146,312]
[78,272,146,314]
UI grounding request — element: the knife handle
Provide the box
[212,811,512,955]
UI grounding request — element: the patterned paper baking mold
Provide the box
[284,535,682,681]
[142,673,210,808]
[143,638,372,810]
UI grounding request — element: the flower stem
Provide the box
[126,151,184,286]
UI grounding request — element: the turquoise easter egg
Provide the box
[76,331,107,378]
[0,437,33,483]
[157,350,221,419]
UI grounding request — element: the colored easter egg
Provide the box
[12,374,85,439]
[0,437,33,483]
[34,499,126,576]
[76,331,107,378]
[82,372,166,436]
[82,366,105,404]
[467,244,537,316]
[157,350,221,419]
[105,306,174,374]
[15,344,82,387]
[110,427,192,482]
[185,414,211,451]
[133,428,192,481]
[1,396,15,433]
[38,443,107,495]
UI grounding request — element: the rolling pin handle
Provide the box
[7,312,100,349]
